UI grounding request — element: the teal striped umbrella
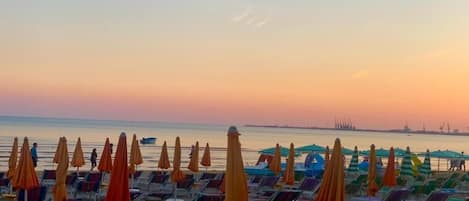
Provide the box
[419,149,431,177]
[400,146,414,177]
[348,146,359,173]
[259,146,300,157]
[296,144,326,153]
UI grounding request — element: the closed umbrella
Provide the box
[348,146,359,173]
[54,137,69,201]
[269,143,281,175]
[419,149,431,177]
[129,134,143,189]
[200,143,211,169]
[158,141,170,170]
[13,137,40,201]
[71,137,85,176]
[382,147,397,187]
[98,138,113,173]
[105,132,130,201]
[170,136,185,201]
[6,137,18,193]
[225,126,248,201]
[297,144,326,153]
[188,141,200,172]
[400,147,413,177]
[53,137,62,164]
[284,143,295,186]
[367,144,379,196]
[315,138,345,201]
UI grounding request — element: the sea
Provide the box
[0,116,467,171]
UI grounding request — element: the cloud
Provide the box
[232,6,252,22]
[351,70,369,79]
[256,16,270,28]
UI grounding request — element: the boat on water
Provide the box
[140,137,157,144]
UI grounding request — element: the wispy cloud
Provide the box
[232,6,271,28]
[256,16,270,28]
[232,6,252,22]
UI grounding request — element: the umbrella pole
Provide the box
[173,183,177,200]
[9,183,12,194]
[438,158,440,172]
[25,190,28,201]
[77,167,79,176]
[131,166,135,189]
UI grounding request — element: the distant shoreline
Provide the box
[244,124,469,136]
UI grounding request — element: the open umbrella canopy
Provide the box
[347,146,359,173]
[225,126,248,201]
[367,144,379,196]
[259,146,300,157]
[296,144,326,153]
[13,137,39,190]
[7,137,18,182]
[361,147,406,157]
[315,138,345,201]
[427,150,461,159]
[283,143,295,185]
[200,143,211,167]
[188,141,200,172]
[71,137,85,168]
[419,149,432,176]
[105,133,130,201]
[383,147,397,187]
[269,144,281,175]
[341,147,354,155]
[54,137,69,201]
[129,134,143,174]
[98,138,113,173]
[400,147,414,177]
[158,141,170,169]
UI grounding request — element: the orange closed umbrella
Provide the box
[53,137,62,164]
[98,138,113,173]
[200,143,211,168]
[315,138,345,201]
[383,147,397,187]
[325,145,330,168]
[269,143,281,175]
[7,137,18,185]
[105,133,130,201]
[170,136,185,200]
[188,141,199,172]
[13,137,40,200]
[158,141,170,170]
[129,134,143,189]
[284,143,295,185]
[367,144,379,196]
[54,137,69,201]
[225,126,248,201]
[71,137,85,175]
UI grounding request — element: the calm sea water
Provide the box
[0,116,467,171]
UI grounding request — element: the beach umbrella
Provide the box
[400,146,414,177]
[259,146,300,157]
[367,144,379,196]
[324,146,330,168]
[71,137,85,176]
[158,141,170,170]
[200,143,211,169]
[129,134,143,189]
[341,147,354,155]
[98,138,113,173]
[105,132,130,201]
[170,136,185,200]
[315,138,345,201]
[225,126,248,201]
[428,150,460,171]
[6,137,18,193]
[361,147,407,158]
[297,144,326,153]
[383,147,397,187]
[53,137,62,164]
[13,137,40,201]
[419,149,431,177]
[54,137,69,201]
[284,143,295,186]
[348,146,359,173]
[269,144,281,175]
[188,141,200,172]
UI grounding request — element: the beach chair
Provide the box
[249,176,280,193]
[423,191,451,201]
[17,186,47,201]
[350,188,410,201]
[175,176,196,198]
[148,173,170,191]
[269,190,302,201]
[194,192,225,201]
[201,179,223,194]
[199,172,218,181]
[295,177,320,199]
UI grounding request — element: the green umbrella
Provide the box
[296,144,326,153]
[400,147,414,177]
[259,146,300,157]
[361,147,406,157]
[426,150,461,172]
[341,147,354,155]
[348,146,359,173]
[419,149,431,177]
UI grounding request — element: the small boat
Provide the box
[140,137,157,144]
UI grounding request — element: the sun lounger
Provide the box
[199,173,218,181]
[41,169,56,186]
[17,186,47,201]
[248,176,280,193]
[269,190,302,201]
[350,188,410,201]
[194,192,225,201]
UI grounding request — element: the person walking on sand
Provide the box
[31,142,38,167]
[90,148,98,171]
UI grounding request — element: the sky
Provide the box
[1,1,469,130]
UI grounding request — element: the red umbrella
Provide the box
[105,133,130,201]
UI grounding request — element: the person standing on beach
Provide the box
[189,144,195,159]
[90,148,98,171]
[31,142,38,167]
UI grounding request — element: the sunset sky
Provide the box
[1,1,469,130]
